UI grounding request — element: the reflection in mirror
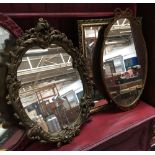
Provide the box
[84,25,101,59]
[103,18,143,106]
[17,45,83,133]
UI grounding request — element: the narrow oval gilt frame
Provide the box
[93,8,147,110]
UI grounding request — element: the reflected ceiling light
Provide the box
[67,68,73,70]
[117,20,119,26]
[122,18,127,25]
[89,42,94,47]
[120,30,131,33]
[105,41,119,44]
[26,48,48,54]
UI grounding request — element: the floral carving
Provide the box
[6,18,94,146]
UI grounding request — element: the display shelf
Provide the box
[8,100,155,151]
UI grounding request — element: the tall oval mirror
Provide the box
[103,18,144,108]
[17,45,83,134]
[93,9,147,110]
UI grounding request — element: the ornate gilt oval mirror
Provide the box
[6,18,94,146]
[93,9,147,110]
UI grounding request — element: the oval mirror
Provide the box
[93,9,147,110]
[17,46,82,134]
[6,18,93,146]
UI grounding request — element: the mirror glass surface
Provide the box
[17,45,83,134]
[103,18,143,106]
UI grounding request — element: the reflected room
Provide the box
[103,18,143,106]
[84,25,101,58]
[17,45,83,133]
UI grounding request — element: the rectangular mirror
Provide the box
[78,18,112,112]
[78,18,112,58]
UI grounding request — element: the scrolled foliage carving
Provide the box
[6,18,94,146]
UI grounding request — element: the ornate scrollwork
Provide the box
[114,8,133,18]
[6,18,94,146]
[0,13,23,129]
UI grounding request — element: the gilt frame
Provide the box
[6,18,94,146]
[93,8,148,110]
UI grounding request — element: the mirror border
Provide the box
[5,18,94,146]
[0,13,23,128]
[93,8,148,110]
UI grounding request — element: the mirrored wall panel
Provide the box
[17,45,83,134]
[103,18,143,107]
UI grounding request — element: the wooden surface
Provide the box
[8,100,155,151]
